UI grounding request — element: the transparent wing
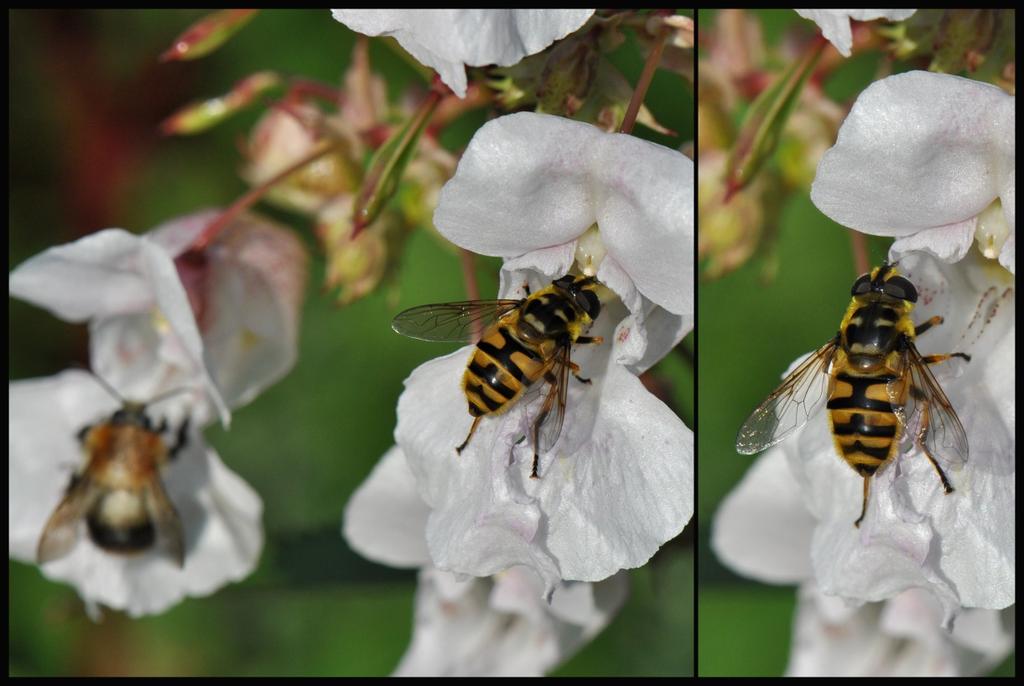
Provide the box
[895,343,969,470]
[146,478,185,568]
[37,475,100,564]
[537,344,571,456]
[391,300,523,343]
[736,337,839,454]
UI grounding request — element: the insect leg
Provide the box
[575,336,603,345]
[169,417,191,461]
[914,315,943,337]
[456,415,483,454]
[921,352,971,365]
[530,370,561,479]
[854,476,870,528]
[911,387,955,495]
[567,360,591,385]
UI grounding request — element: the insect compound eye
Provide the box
[111,409,128,424]
[552,274,575,290]
[884,276,918,303]
[851,274,872,296]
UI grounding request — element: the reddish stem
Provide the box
[191,141,339,251]
[619,22,672,134]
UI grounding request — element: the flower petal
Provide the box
[9,229,159,321]
[811,71,1015,239]
[795,10,916,57]
[711,446,816,584]
[9,371,119,562]
[435,112,693,315]
[397,349,691,586]
[343,445,432,568]
[196,213,308,409]
[394,566,627,676]
[332,10,594,98]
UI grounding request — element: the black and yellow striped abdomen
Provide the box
[829,281,916,478]
[827,363,907,476]
[463,321,550,418]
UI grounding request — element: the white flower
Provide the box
[795,10,917,57]
[397,112,693,593]
[8,210,307,615]
[8,370,263,618]
[811,71,1015,273]
[9,210,308,422]
[343,446,628,676]
[789,583,1014,677]
[331,9,595,98]
[713,251,1014,673]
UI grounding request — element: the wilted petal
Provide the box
[343,445,431,568]
[811,71,1015,260]
[795,10,916,57]
[188,212,309,409]
[332,10,594,98]
[435,112,692,315]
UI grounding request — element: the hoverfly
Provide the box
[736,263,970,527]
[37,376,191,567]
[392,274,604,478]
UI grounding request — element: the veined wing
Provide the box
[537,343,571,457]
[894,342,969,470]
[735,336,839,455]
[391,300,523,343]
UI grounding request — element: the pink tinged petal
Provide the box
[198,213,308,409]
[435,112,693,315]
[795,10,916,57]
[811,71,1015,239]
[712,447,816,584]
[343,445,432,568]
[331,10,594,98]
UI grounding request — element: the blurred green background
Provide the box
[9,9,694,676]
[696,9,1014,677]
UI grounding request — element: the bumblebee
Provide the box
[37,382,190,567]
[392,273,604,478]
[736,263,970,527]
